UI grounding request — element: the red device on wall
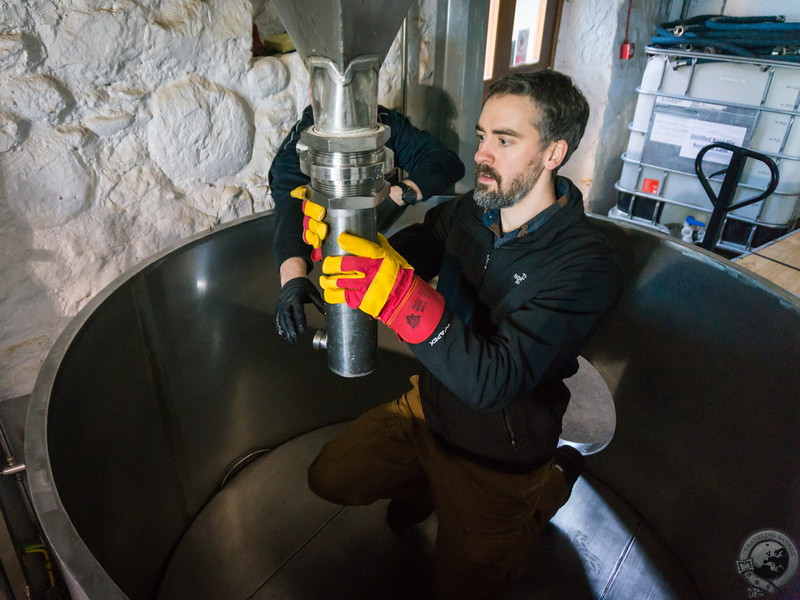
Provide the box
[620,0,635,60]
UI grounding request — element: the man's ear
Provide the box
[543,140,568,171]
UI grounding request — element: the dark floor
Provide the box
[154,422,697,600]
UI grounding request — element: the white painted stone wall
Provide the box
[554,0,671,214]
[0,0,421,400]
[7,0,793,401]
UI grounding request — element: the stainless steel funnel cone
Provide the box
[273,0,414,134]
[271,0,414,377]
[271,0,413,72]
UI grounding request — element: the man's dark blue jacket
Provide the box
[390,178,623,473]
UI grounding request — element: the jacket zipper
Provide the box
[490,247,516,453]
[485,236,514,450]
[501,409,518,451]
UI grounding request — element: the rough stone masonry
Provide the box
[0,0,651,401]
[0,0,419,399]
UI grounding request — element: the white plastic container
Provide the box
[618,155,800,224]
[616,48,800,229]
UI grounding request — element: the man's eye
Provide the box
[498,138,510,146]
[476,133,485,142]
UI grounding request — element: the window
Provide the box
[483,0,562,91]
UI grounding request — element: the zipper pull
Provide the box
[501,409,518,451]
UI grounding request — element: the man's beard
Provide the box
[473,161,544,209]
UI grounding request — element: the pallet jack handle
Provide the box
[694,142,780,250]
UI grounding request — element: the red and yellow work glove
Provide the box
[320,232,445,344]
[292,185,327,262]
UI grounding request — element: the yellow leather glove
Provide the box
[320,232,445,344]
[292,185,327,261]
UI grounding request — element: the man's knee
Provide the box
[532,463,571,528]
[307,448,372,505]
[307,451,346,504]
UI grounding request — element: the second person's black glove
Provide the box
[275,277,325,344]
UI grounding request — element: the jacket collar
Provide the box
[470,176,585,249]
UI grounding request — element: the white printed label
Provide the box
[679,120,747,164]
[649,112,690,146]
[649,113,747,164]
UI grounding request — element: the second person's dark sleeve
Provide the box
[269,105,315,271]
[380,107,465,199]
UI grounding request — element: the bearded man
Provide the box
[302,69,623,600]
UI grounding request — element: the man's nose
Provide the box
[474,142,492,165]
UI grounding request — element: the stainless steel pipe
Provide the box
[297,113,392,377]
[271,0,414,377]
[315,192,381,377]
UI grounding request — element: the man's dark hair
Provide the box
[486,70,589,165]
